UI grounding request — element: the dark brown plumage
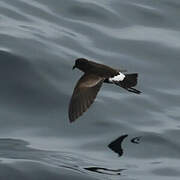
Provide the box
[69,58,141,122]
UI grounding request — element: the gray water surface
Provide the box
[0,0,180,179]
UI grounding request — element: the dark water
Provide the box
[0,0,180,179]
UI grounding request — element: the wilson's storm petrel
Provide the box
[69,58,141,122]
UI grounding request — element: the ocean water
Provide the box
[0,0,180,179]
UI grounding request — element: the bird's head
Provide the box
[73,58,90,72]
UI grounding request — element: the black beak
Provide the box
[72,65,76,70]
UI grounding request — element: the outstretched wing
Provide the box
[69,73,104,122]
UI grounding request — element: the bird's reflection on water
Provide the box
[131,136,142,144]
[108,134,142,157]
[108,134,128,157]
[84,134,142,176]
[84,167,125,175]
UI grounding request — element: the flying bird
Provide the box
[69,58,141,122]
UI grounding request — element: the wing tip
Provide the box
[68,111,76,123]
[69,119,75,123]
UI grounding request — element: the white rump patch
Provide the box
[109,72,125,82]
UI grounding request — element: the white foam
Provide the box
[109,72,125,82]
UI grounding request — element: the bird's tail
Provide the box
[115,73,141,94]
